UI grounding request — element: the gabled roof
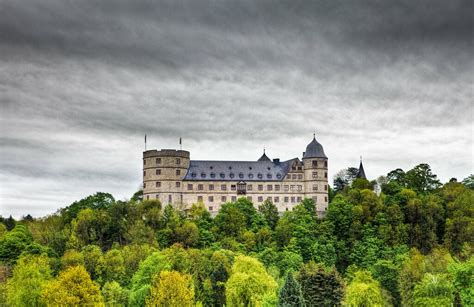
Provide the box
[183,159,297,181]
[258,152,271,162]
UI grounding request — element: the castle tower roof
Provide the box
[303,135,327,159]
[357,158,367,179]
[257,149,271,162]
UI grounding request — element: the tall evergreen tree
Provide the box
[279,272,305,307]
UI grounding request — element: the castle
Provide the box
[142,136,329,216]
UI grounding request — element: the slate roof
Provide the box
[183,159,296,181]
[258,152,271,162]
[357,160,367,179]
[303,136,327,159]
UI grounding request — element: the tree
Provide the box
[82,245,105,282]
[102,281,129,306]
[41,265,104,306]
[103,248,126,284]
[0,224,33,263]
[146,270,194,306]
[258,199,280,230]
[333,167,359,192]
[7,254,51,306]
[175,221,199,248]
[297,261,344,306]
[128,252,171,307]
[413,273,454,306]
[344,270,384,307]
[61,249,85,269]
[448,256,474,307]
[214,202,246,238]
[225,255,278,306]
[404,164,441,194]
[61,192,115,224]
[278,272,304,307]
[461,174,474,189]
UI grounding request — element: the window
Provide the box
[191,172,197,178]
[221,196,227,202]
[143,170,146,176]
[312,171,317,179]
[156,169,161,175]
[198,184,204,191]
[258,196,263,202]
[249,173,254,179]
[210,173,216,178]
[324,161,328,167]
[231,185,236,191]
[325,196,328,202]
[156,194,159,199]
[231,196,236,202]
[143,182,146,188]
[209,196,214,202]
[201,173,206,178]
[156,158,161,164]
[229,173,235,178]
[275,185,280,191]
[292,174,297,179]
[298,174,303,180]
[146,195,149,200]
[324,185,328,191]
[176,182,181,188]
[284,185,289,191]
[176,158,181,165]
[312,196,317,202]
[209,206,213,211]
[247,196,252,202]
[325,172,328,178]
[144,159,146,165]
[287,175,292,180]
[239,173,244,179]
[284,196,289,202]
[198,196,203,202]
[313,184,318,191]
[267,196,272,202]
[267,185,273,191]
[290,185,295,191]
[297,197,302,202]
[312,160,318,167]
[168,195,172,203]
[220,173,225,178]
[297,185,302,191]
[276,173,282,179]
[187,184,193,191]
[247,184,252,191]
[221,184,227,191]
[258,173,263,179]
[267,173,272,179]
[156,182,161,187]
[209,184,214,191]
[297,166,302,170]
[291,196,295,203]
[292,166,296,170]
[274,197,279,202]
[258,185,263,191]
[176,169,181,176]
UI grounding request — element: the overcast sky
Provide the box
[0,0,472,218]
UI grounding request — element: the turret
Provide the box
[142,149,190,206]
[302,135,329,216]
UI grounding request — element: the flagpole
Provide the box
[145,134,147,151]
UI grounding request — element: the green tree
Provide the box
[278,272,304,307]
[344,270,384,307]
[146,270,194,306]
[0,224,33,263]
[225,255,278,306]
[103,248,126,284]
[297,261,344,306]
[447,257,474,307]
[7,254,51,306]
[82,245,105,282]
[41,265,104,306]
[61,249,85,269]
[102,281,129,306]
[128,252,171,307]
[61,192,115,224]
[258,199,280,230]
[175,221,200,248]
[214,202,246,238]
[405,164,441,194]
[461,174,474,189]
[413,273,453,306]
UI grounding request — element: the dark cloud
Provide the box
[0,0,472,217]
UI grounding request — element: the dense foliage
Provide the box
[0,165,472,306]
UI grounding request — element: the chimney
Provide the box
[273,158,280,164]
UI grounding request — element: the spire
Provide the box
[258,146,271,162]
[357,156,367,179]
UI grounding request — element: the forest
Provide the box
[0,164,472,306]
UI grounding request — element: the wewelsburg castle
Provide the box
[143,136,329,216]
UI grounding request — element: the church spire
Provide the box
[357,156,367,179]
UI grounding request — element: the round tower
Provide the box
[143,149,190,206]
[302,135,329,216]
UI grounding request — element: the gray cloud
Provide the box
[0,0,472,218]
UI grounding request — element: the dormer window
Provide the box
[210,173,216,178]
[191,172,197,178]
[257,173,263,179]
[220,173,225,178]
[248,173,254,179]
[201,173,206,178]
[267,173,272,179]
[239,173,244,179]
[229,173,235,178]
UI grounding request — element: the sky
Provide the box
[0,0,472,218]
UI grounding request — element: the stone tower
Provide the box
[302,135,329,216]
[143,149,190,206]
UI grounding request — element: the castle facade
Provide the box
[142,136,329,216]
